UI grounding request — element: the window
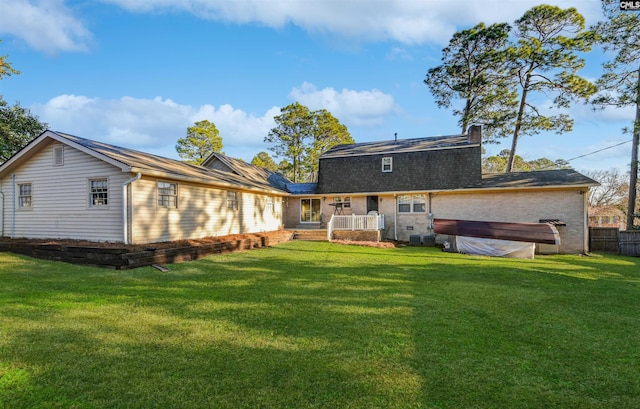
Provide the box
[334,197,351,208]
[398,194,426,213]
[18,183,32,208]
[227,191,238,210]
[382,157,392,172]
[266,197,274,213]
[158,181,177,208]
[53,146,64,166]
[89,178,108,206]
[398,195,411,213]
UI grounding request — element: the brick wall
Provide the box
[431,189,587,254]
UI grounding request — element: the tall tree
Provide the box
[0,97,47,163]
[583,169,629,208]
[176,120,223,165]
[304,109,354,181]
[481,149,569,173]
[424,22,518,142]
[505,5,597,172]
[0,39,20,80]
[265,102,352,183]
[251,151,278,172]
[277,159,294,182]
[0,40,45,162]
[265,102,313,183]
[593,0,640,229]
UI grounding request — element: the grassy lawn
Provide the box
[1,241,640,408]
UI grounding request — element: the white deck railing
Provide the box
[327,214,385,240]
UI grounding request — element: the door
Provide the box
[367,196,379,213]
[300,198,322,223]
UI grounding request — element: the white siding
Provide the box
[0,141,127,242]
[130,177,284,244]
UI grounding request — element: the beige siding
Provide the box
[0,141,126,241]
[130,177,284,244]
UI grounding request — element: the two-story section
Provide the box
[286,125,597,254]
[317,126,482,194]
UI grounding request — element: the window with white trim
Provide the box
[18,183,32,208]
[158,181,178,208]
[398,194,426,213]
[89,178,108,207]
[382,157,392,172]
[266,197,274,213]
[334,197,351,208]
[227,191,238,210]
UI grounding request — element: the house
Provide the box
[1,127,599,254]
[0,131,289,244]
[588,205,626,230]
[284,126,599,254]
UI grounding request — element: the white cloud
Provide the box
[32,95,279,160]
[3,0,602,53]
[289,82,397,127]
[0,0,91,53]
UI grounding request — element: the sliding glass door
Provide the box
[300,198,322,223]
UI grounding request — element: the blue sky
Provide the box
[0,0,635,174]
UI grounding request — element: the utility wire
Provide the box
[565,139,632,162]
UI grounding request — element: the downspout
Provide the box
[122,172,142,245]
[0,189,4,237]
[394,194,398,241]
[11,174,15,238]
[428,192,434,231]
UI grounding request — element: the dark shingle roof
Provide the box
[478,169,599,189]
[320,134,472,159]
[286,183,318,194]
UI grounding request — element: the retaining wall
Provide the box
[0,231,293,270]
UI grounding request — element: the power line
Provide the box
[566,139,632,162]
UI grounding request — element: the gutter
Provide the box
[129,167,288,196]
[122,172,142,245]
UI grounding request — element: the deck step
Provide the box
[292,229,328,241]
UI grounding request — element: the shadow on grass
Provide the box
[2,244,640,408]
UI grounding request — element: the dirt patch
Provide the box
[331,240,397,248]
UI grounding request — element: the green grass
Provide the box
[1,241,640,408]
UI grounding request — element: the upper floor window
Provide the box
[89,178,108,207]
[227,191,238,210]
[398,194,426,213]
[18,183,32,208]
[158,181,178,208]
[382,157,392,172]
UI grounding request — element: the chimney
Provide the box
[467,125,481,144]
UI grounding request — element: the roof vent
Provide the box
[53,145,64,166]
